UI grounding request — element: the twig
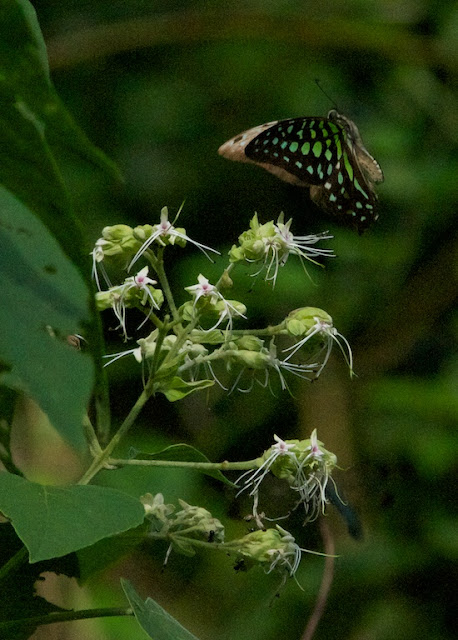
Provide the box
[301,518,335,640]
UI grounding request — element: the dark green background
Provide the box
[31,1,458,639]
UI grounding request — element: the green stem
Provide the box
[109,457,259,471]
[151,248,180,322]
[228,322,286,337]
[83,414,102,456]
[0,607,133,632]
[77,383,154,485]
[0,547,28,583]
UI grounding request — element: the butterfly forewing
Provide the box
[245,117,343,187]
[218,111,383,232]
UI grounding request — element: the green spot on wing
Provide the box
[301,142,310,155]
[343,153,354,180]
[312,141,322,157]
[354,177,368,199]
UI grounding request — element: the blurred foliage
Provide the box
[24,1,458,639]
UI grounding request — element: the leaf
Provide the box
[121,579,201,640]
[0,473,145,562]
[161,377,214,402]
[0,1,121,194]
[0,0,112,444]
[77,524,148,583]
[0,186,94,450]
[130,444,235,487]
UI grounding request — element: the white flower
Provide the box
[265,526,303,577]
[103,346,142,367]
[236,435,298,525]
[252,218,334,287]
[185,274,246,332]
[106,267,160,340]
[283,316,354,378]
[291,430,334,522]
[91,239,111,290]
[128,207,219,270]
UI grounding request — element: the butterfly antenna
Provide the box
[314,79,339,110]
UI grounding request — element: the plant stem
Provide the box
[83,414,103,456]
[0,607,133,632]
[109,457,259,471]
[301,518,335,640]
[0,547,27,583]
[152,248,180,322]
[77,383,154,485]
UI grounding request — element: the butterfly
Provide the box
[218,109,384,233]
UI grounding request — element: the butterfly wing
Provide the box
[219,114,382,232]
[308,139,381,232]
[219,117,334,187]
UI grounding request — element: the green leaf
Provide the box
[0,1,121,192]
[0,0,112,445]
[161,377,214,402]
[130,444,235,487]
[121,579,201,640]
[77,524,148,583]
[0,473,145,562]
[0,186,94,450]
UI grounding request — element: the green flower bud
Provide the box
[229,214,279,263]
[233,335,264,352]
[286,307,333,336]
[229,349,269,369]
[98,224,143,265]
[141,493,175,533]
[172,500,225,544]
[95,290,119,311]
[219,269,233,289]
[232,525,299,575]
[102,224,134,242]
[214,299,247,318]
[188,329,226,345]
[132,224,154,242]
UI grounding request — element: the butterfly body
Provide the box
[218,110,383,232]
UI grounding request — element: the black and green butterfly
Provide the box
[218,110,384,233]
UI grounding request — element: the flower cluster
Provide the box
[237,431,337,525]
[142,493,225,559]
[229,213,334,285]
[92,207,353,397]
[141,494,314,583]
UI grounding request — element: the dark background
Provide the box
[29,1,457,639]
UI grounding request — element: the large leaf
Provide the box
[0,186,93,450]
[0,0,114,444]
[121,579,201,640]
[0,2,120,224]
[130,444,236,487]
[77,524,148,583]
[0,473,145,562]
